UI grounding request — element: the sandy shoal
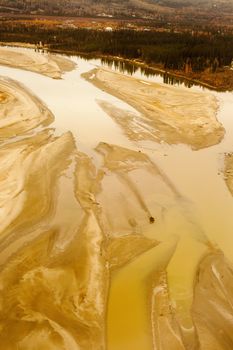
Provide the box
[0,76,106,350]
[224,152,233,195]
[1,65,233,350]
[83,68,224,150]
[0,77,54,139]
[0,46,76,79]
[0,75,164,349]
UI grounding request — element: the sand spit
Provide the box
[224,153,233,196]
[74,143,169,258]
[149,249,233,350]
[0,46,75,79]
[192,251,233,350]
[152,271,186,350]
[83,68,224,149]
[94,142,180,239]
[0,77,54,139]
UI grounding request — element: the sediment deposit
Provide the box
[0,47,75,79]
[224,152,233,196]
[0,76,107,350]
[83,68,224,149]
[0,51,233,350]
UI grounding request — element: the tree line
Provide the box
[0,21,233,73]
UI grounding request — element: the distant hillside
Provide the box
[0,0,136,17]
[0,0,233,18]
[155,0,233,10]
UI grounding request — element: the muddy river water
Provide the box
[1,49,233,350]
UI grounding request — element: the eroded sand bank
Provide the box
[0,47,75,79]
[83,68,224,150]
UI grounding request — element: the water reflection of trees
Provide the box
[100,57,197,89]
[58,51,202,89]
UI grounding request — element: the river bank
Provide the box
[50,47,233,92]
[1,41,233,91]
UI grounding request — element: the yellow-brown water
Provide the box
[1,50,233,350]
[107,239,178,350]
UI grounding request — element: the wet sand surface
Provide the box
[0,48,233,350]
[83,68,224,150]
[0,46,75,79]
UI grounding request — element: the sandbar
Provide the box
[83,68,224,150]
[0,46,75,79]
